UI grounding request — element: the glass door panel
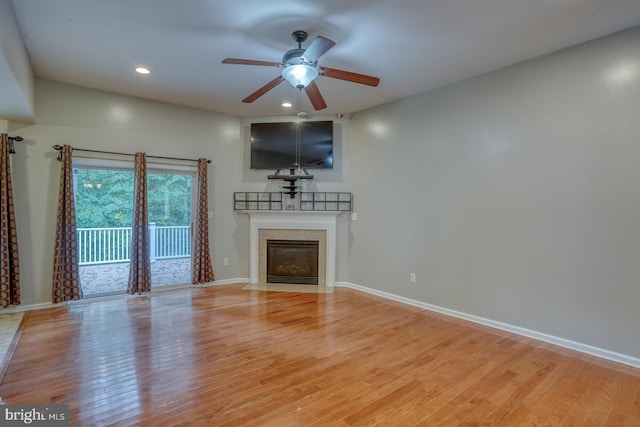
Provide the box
[147,171,193,288]
[74,167,134,296]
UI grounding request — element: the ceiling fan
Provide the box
[222,30,380,110]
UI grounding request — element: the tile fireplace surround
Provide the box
[246,211,339,286]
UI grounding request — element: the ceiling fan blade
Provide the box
[319,67,380,87]
[222,58,281,67]
[304,81,327,110]
[300,36,336,63]
[242,76,285,103]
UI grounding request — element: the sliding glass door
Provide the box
[74,161,195,297]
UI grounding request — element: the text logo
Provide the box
[0,405,69,426]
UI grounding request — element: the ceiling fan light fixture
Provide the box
[282,64,318,88]
[222,31,378,110]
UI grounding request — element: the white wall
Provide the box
[348,26,640,359]
[0,0,34,121]
[9,79,241,305]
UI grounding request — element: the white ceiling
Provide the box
[9,0,640,118]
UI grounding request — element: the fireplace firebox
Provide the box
[266,239,319,285]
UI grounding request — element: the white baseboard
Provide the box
[0,301,69,314]
[0,279,250,313]
[197,277,250,287]
[336,282,640,369]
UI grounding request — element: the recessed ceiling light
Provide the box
[135,67,150,75]
[282,102,292,108]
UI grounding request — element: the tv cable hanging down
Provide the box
[267,88,313,199]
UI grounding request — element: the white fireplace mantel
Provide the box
[246,211,339,286]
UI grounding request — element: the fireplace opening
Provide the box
[267,239,319,285]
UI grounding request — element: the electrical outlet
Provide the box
[351,212,358,221]
[223,258,229,266]
[409,273,416,283]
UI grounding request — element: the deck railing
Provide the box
[77,223,190,265]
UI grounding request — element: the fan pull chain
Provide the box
[295,87,302,171]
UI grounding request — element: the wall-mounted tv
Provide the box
[250,121,333,170]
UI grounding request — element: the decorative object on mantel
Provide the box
[234,192,352,212]
[268,168,314,198]
[234,192,283,211]
[300,192,351,211]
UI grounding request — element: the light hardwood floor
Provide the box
[0,284,638,426]
[0,312,24,384]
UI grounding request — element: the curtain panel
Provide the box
[192,158,214,284]
[127,152,152,294]
[0,134,21,307]
[52,144,82,303]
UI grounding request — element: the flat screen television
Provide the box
[250,121,333,170]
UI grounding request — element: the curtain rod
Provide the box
[52,145,211,164]
[8,136,23,154]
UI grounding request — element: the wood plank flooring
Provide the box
[0,312,24,384]
[0,284,638,426]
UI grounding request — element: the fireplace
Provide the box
[247,211,339,287]
[267,240,319,285]
[259,228,326,285]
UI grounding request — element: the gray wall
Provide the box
[348,26,640,358]
[9,79,241,305]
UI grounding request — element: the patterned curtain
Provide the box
[0,134,20,307]
[192,158,214,284]
[127,152,151,294]
[52,145,82,303]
